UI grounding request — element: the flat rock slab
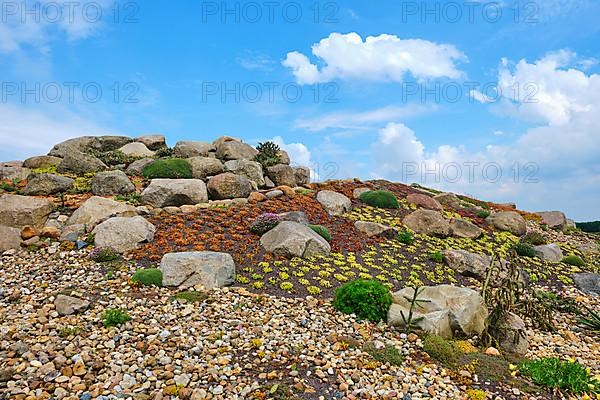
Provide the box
[260,221,331,258]
[66,196,137,231]
[0,194,53,229]
[160,251,235,289]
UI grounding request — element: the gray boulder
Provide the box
[216,140,258,161]
[66,196,137,230]
[316,190,352,216]
[141,179,208,207]
[24,174,74,196]
[92,216,155,253]
[407,193,443,211]
[22,155,62,169]
[486,211,526,236]
[188,157,225,179]
[0,194,53,229]
[260,221,331,258]
[224,159,264,187]
[0,225,22,252]
[54,294,89,316]
[536,211,567,230]
[450,218,483,239]
[118,142,155,158]
[136,134,166,150]
[403,209,451,237]
[49,136,131,157]
[266,164,296,187]
[173,141,215,158]
[443,250,491,279]
[56,151,106,175]
[207,173,252,200]
[533,244,564,263]
[279,150,291,165]
[294,167,310,185]
[572,273,600,296]
[160,251,235,289]
[433,192,461,209]
[496,312,529,355]
[354,221,397,238]
[278,211,309,225]
[91,170,135,196]
[0,165,30,181]
[353,187,371,199]
[388,285,488,339]
[126,158,154,176]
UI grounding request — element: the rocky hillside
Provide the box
[0,135,599,400]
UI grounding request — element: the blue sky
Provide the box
[1,0,599,220]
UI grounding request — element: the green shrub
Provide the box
[114,193,141,205]
[514,242,535,257]
[422,335,463,366]
[102,308,131,327]
[309,224,331,242]
[522,232,547,246]
[92,150,139,166]
[333,279,392,323]
[359,190,399,209]
[476,210,490,218]
[430,251,444,263]
[131,268,163,287]
[363,342,404,366]
[562,255,585,267]
[254,141,282,168]
[519,357,599,394]
[398,230,414,245]
[154,146,173,158]
[89,247,120,263]
[142,158,192,179]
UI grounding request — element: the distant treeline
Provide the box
[576,221,600,233]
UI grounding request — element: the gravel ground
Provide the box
[1,244,598,400]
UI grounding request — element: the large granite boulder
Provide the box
[433,192,461,209]
[260,221,331,258]
[56,151,106,175]
[443,250,491,279]
[0,194,53,229]
[173,141,215,158]
[403,209,451,237]
[266,164,296,187]
[317,190,352,216]
[388,285,488,339]
[136,134,166,150]
[0,225,22,252]
[215,140,258,161]
[207,173,252,200]
[126,158,155,176]
[118,142,155,158]
[92,216,155,253]
[224,159,265,187]
[496,312,529,355]
[533,244,564,263]
[66,196,137,230]
[0,165,30,181]
[572,273,600,296]
[486,211,526,236]
[450,218,483,239]
[294,167,310,186]
[24,174,74,196]
[49,136,131,157]
[22,155,62,169]
[141,179,208,207]
[354,221,397,239]
[407,193,443,211]
[91,170,135,196]
[535,211,567,230]
[160,251,235,289]
[188,157,225,179]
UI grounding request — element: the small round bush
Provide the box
[562,255,585,267]
[131,268,163,287]
[476,210,490,219]
[423,335,463,366]
[89,247,120,263]
[142,158,192,179]
[430,250,444,263]
[249,213,280,235]
[309,224,331,242]
[519,357,598,394]
[398,230,414,245]
[359,190,399,209]
[102,308,131,328]
[333,279,392,322]
[514,242,535,257]
[522,232,547,246]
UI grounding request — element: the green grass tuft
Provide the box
[359,190,399,209]
[142,158,192,179]
[309,224,331,242]
[333,279,392,323]
[131,268,163,287]
[519,357,599,394]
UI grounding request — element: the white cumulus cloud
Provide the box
[283,32,466,85]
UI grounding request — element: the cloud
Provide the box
[236,52,276,71]
[283,32,466,85]
[293,104,433,132]
[0,103,118,160]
